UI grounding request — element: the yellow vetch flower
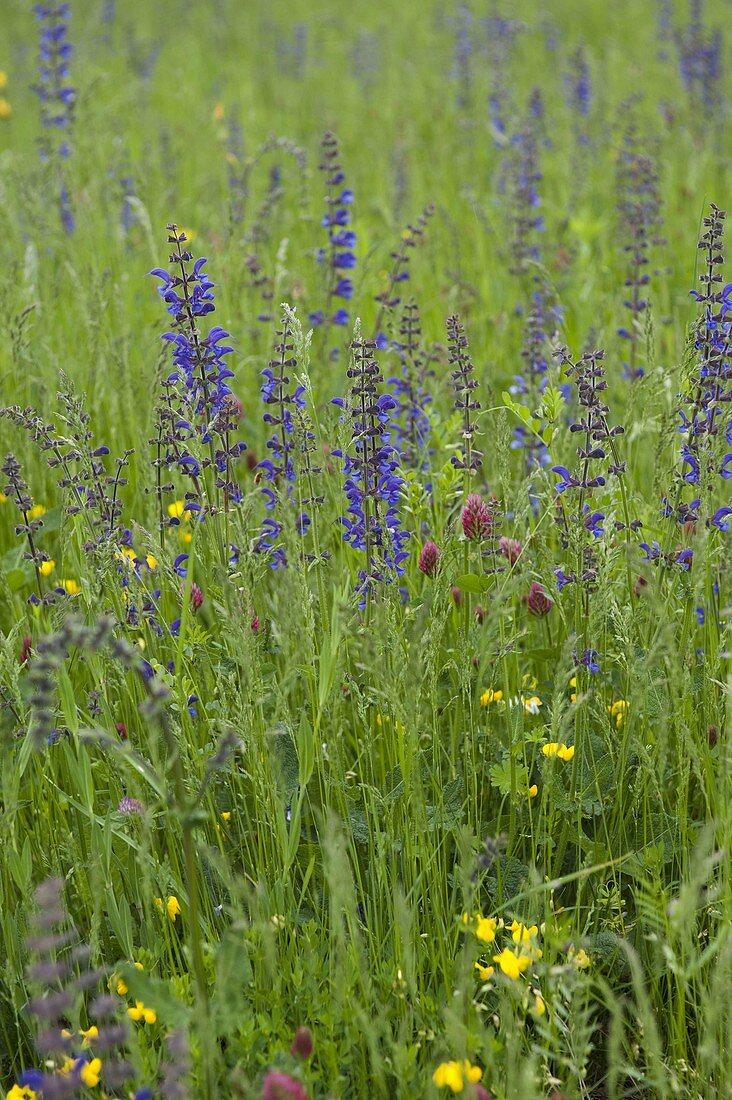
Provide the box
[609,700,628,727]
[145,554,157,570]
[480,688,503,706]
[570,946,591,970]
[542,742,574,761]
[60,579,81,595]
[168,500,192,522]
[432,1060,482,1092]
[128,1000,157,1024]
[115,978,128,996]
[510,920,539,945]
[0,99,12,121]
[492,947,531,980]
[29,504,46,519]
[154,894,181,921]
[528,783,538,798]
[474,961,494,981]
[79,1058,102,1087]
[522,695,542,715]
[475,916,498,943]
[6,1086,38,1100]
[39,560,55,577]
[532,991,546,1016]
[80,1024,99,1045]
[61,1027,74,1039]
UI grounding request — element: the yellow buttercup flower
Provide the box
[145,554,157,570]
[220,811,231,823]
[492,947,531,980]
[178,226,196,243]
[542,742,574,761]
[474,961,494,981]
[480,688,503,706]
[432,1060,482,1092]
[60,578,81,595]
[528,783,538,798]
[79,1058,102,1087]
[128,1000,157,1024]
[0,99,12,121]
[475,916,498,943]
[39,560,55,577]
[29,504,46,519]
[168,500,192,522]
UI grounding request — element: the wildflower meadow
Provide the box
[0,0,731,1097]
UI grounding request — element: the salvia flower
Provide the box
[447,314,482,473]
[508,92,545,276]
[150,225,246,518]
[388,299,435,467]
[33,3,75,231]
[676,0,722,108]
[309,131,355,347]
[616,120,663,381]
[373,206,434,348]
[332,337,409,607]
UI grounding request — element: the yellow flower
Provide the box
[145,554,157,570]
[115,978,128,996]
[61,1027,74,1039]
[178,226,196,242]
[29,504,46,519]
[0,72,7,90]
[128,1000,157,1024]
[532,991,546,1016]
[39,560,55,577]
[0,98,12,120]
[609,700,628,727]
[522,673,538,691]
[528,784,538,798]
[570,946,591,970]
[569,676,577,689]
[0,491,7,503]
[492,947,531,980]
[6,1086,37,1100]
[180,530,193,545]
[60,578,81,595]
[213,102,225,120]
[474,961,494,981]
[80,1024,99,1045]
[432,1060,481,1092]
[79,1058,102,1087]
[522,695,542,715]
[475,916,498,943]
[154,894,181,921]
[542,742,574,761]
[480,688,503,706]
[220,811,231,823]
[168,500,192,522]
[510,920,539,945]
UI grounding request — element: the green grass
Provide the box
[0,1,730,1097]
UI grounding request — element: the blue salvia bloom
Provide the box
[34,2,75,232]
[484,16,522,149]
[676,0,722,107]
[150,225,246,512]
[388,300,435,468]
[373,205,434,349]
[255,312,308,569]
[656,0,673,58]
[452,3,473,110]
[333,338,409,607]
[309,132,356,349]
[673,205,732,535]
[561,44,590,141]
[616,122,663,381]
[508,91,544,276]
[510,289,561,478]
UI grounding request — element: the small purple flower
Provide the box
[119,796,144,815]
[418,541,440,577]
[580,648,600,674]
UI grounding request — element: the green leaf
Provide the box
[455,573,491,594]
